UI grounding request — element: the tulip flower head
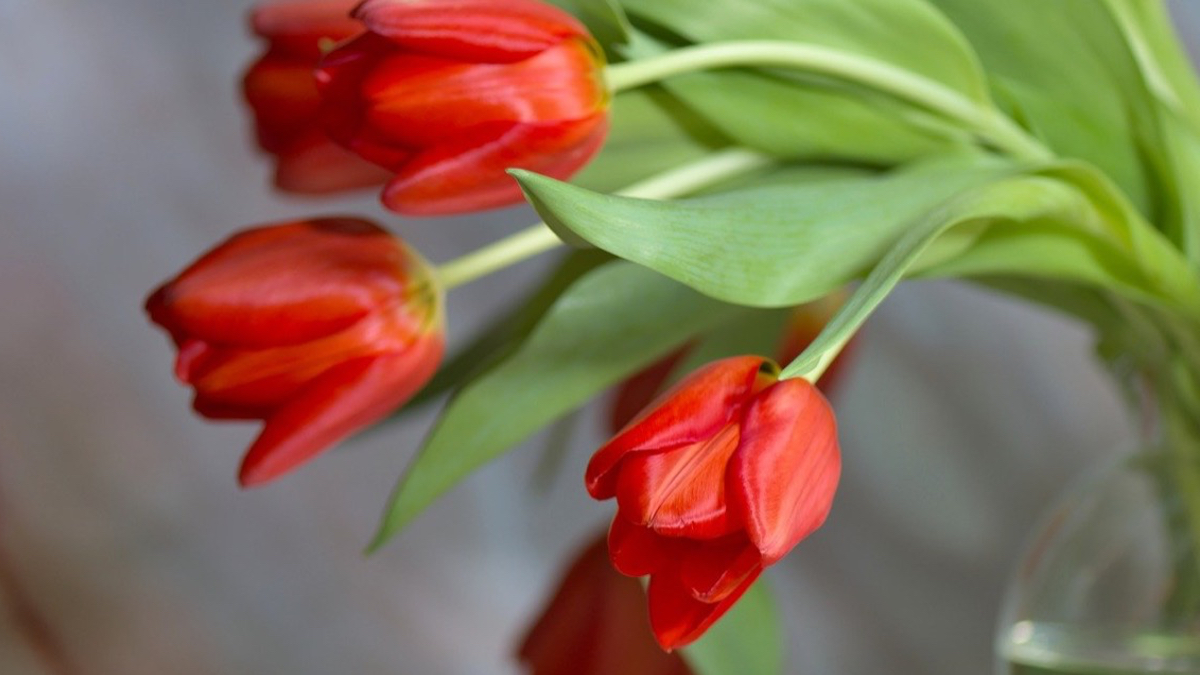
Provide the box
[587,356,840,650]
[242,0,393,193]
[517,533,692,675]
[315,0,610,215]
[145,218,444,486]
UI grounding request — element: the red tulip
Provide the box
[315,0,610,215]
[517,532,692,675]
[587,356,840,650]
[145,218,444,486]
[242,0,393,194]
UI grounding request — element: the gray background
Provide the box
[2,1,1196,673]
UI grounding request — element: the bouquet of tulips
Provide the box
[143,0,1200,671]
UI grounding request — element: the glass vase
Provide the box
[995,374,1200,674]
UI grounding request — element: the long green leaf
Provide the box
[402,249,610,411]
[514,156,1013,308]
[370,262,742,550]
[925,0,1164,222]
[781,174,1143,380]
[620,0,989,101]
[573,87,732,194]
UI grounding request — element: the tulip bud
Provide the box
[145,218,444,486]
[587,356,841,649]
[315,0,610,215]
[517,532,693,675]
[242,1,393,193]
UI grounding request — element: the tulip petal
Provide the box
[730,379,841,564]
[251,0,362,58]
[607,516,680,577]
[358,39,604,148]
[242,53,323,154]
[586,356,768,500]
[146,219,407,348]
[647,567,762,651]
[678,536,761,603]
[518,533,691,675]
[354,0,589,63]
[238,337,443,486]
[273,131,394,194]
[379,113,608,215]
[615,423,741,538]
[609,346,692,433]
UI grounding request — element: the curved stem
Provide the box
[436,226,561,291]
[437,148,775,290]
[605,40,1051,162]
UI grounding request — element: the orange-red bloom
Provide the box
[242,0,392,193]
[315,0,610,215]
[145,218,444,486]
[517,532,692,675]
[587,356,840,650]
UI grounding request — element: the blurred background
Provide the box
[2,1,1198,673]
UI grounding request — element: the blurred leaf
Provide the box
[573,87,731,194]
[402,249,610,411]
[1098,0,1200,261]
[547,0,630,50]
[370,263,743,550]
[925,0,1164,224]
[682,580,783,675]
[611,0,991,166]
[514,156,1012,308]
[678,309,791,376]
[617,30,970,166]
[621,0,989,101]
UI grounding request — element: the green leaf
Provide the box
[924,0,1163,222]
[780,173,1171,380]
[622,32,969,166]
[546,0,630,50]
[514,156,1013,308]
[401,249,610,411]
[681,580,784,675]
[369,262,742,550]
[1096,0,1200,261]
[620,0,989,102]
[572,87,731,194]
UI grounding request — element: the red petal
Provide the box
[609,346,692,433]
[380,113,608,215]
[607,516,680,577]
[145,219,407,348]
[354,0,589,63]
[250,0,362,59]
[360,39,605,144]
[729,379,840,564]
[615,423,741,539]
[242,52,323,154]
[315,33,405,163]
[272,131,393,194]
[517,532,691,675]
[238,336,443,486]
[586,356,769,501]
[678,537,761,603]
[647,567,762,650]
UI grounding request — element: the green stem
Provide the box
[605,40,1051,162]
[436,148,774,289]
